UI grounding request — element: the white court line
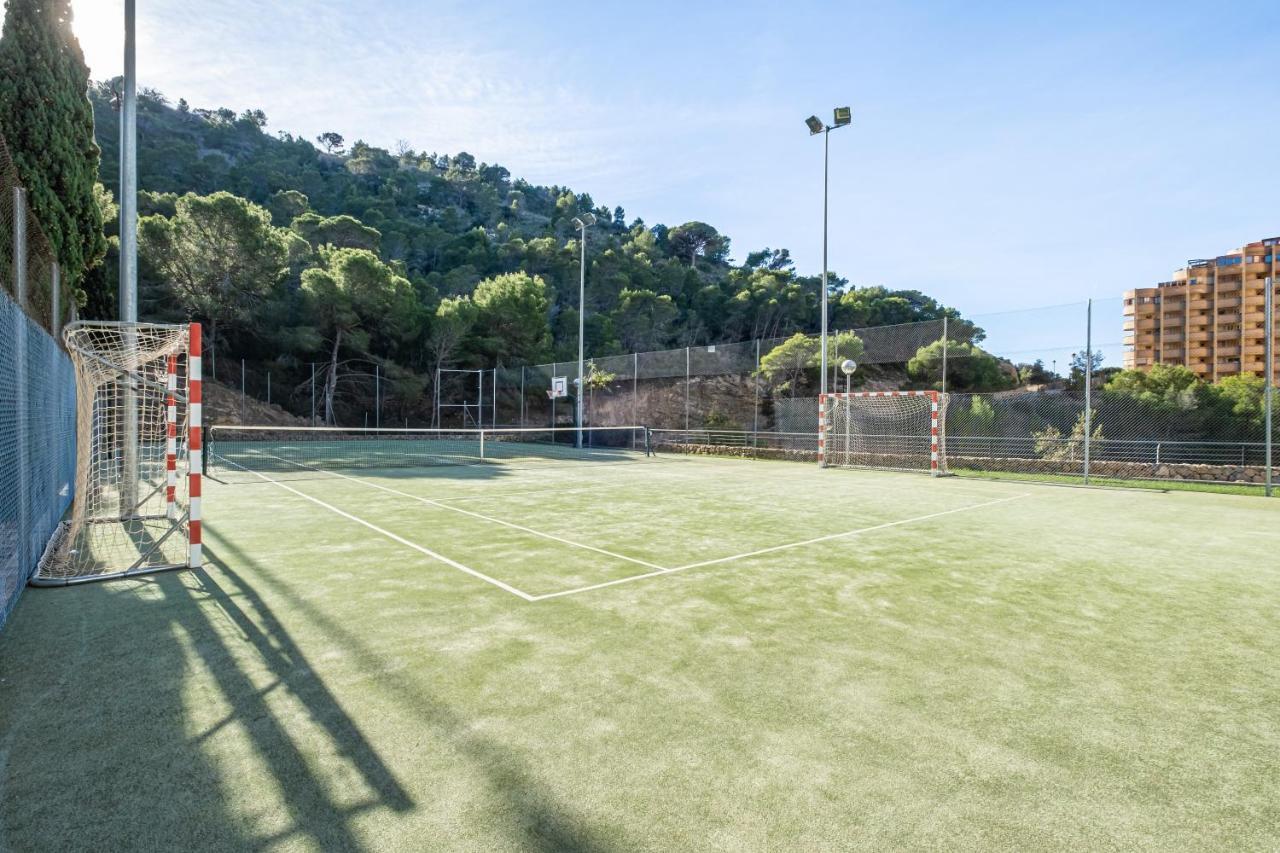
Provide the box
[528,493,1032,601]
[262,454,671,572]
[222,460,535,601]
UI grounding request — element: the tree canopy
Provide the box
[0,0,106,305]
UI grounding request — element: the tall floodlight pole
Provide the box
[572,213,596,449]
[120,0,137,320]
[120,0,140,510]
[806,107,851,399]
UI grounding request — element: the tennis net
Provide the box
[208,425,651,475]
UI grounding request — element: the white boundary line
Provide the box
[527,493,1031,601]
[224,461,536,601]
[261,453,670,572]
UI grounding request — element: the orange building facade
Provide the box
[1123,236,1279,382]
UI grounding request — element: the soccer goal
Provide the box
[818,390,948,476]
[33,322,202,585]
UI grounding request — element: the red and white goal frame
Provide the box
[818,390,945,476]
[33,321,202,585]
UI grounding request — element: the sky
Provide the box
[69,0,1279,365]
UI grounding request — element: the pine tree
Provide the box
[0,0,107,308]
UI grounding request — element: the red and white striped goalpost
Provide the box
[817,390,943,476]
[165,354,178,520]
[187,322,203,567]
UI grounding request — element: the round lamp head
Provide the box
[840,359,858,376]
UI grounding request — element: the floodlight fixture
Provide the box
[572,212,597,229]
[833,106,852,127]
[805,115,824,135]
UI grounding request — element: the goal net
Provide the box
[819,391,948,475]
[34,322,203,584]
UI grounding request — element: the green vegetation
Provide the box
[0,0,106,308]
[907,339,1012,392]
[756,330,865,397]
[79,86,981,422]
[2,458,1277,848]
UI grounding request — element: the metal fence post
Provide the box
[633,351,639,427]
[50,262,60,335]
[13,187,27,308]
[13,187,30,579]
[941,315,948,395]
[520,366,526,427]
[1266,275,1274,497]
[492,367,498,428]
[310,362,316,426]
[753,339,760,434]
[375,364,381,429]
[685,346,691,430]
[1084,299,1093,485]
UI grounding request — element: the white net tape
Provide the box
[822,393,948,475]
[36,323,191,582]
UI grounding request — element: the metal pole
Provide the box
[477,369,483,429]
[311,363,316,426]
[375,364,380,429]
[753,339,761,434]
[119,0,137,321]
[520,366,526,427]
[1265,275,1273,497]
[820,128,830,399]
[50,263,60,334]
[633,351,639,427]
[493,367,498,428]
[941,315,948,395]
[13,187,26,307]
[685,346,691,430]
[577,226,587,449]
[1084,299,1093,484]
[434,367,440,428]
[13,188,28,578]
[552,362,557,427]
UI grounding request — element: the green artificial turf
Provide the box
[2,454,1278,851]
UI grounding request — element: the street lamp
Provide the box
[571,212,596,449]
[805,106,852,398]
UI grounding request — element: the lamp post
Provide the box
[805,106,852,399]
[572,212,597,449]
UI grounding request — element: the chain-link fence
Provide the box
[0,132,79,628]
[497,297,1276,493]
[0,257,76,629]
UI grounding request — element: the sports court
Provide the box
[3,426,1278,850]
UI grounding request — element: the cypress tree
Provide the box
[0,0,107,308]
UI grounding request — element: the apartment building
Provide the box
[1123,236,1279,382]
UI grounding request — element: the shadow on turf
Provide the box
[201,537,627,852]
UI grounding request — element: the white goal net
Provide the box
[34,322,202,584]
[819,391,948,475]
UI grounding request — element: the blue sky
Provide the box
[71,0,1278,362]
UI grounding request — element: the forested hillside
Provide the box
[85,82,970,422]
